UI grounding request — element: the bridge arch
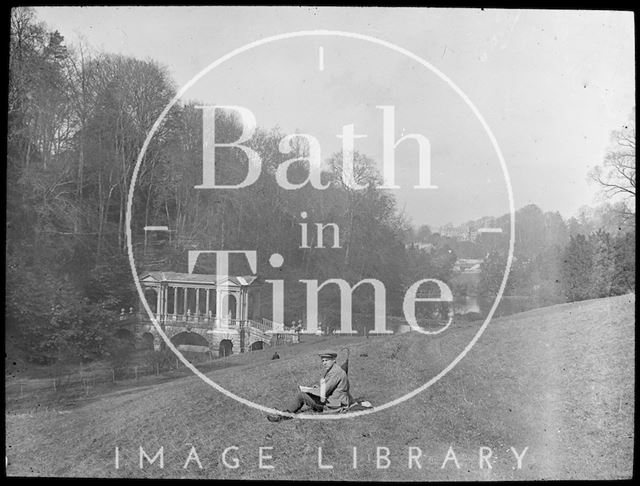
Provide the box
[171,331,210,347]
[115,328,135,343]
[219,339,233,357]
[141,332,155,349]
[250,341,265,351]
[161,325,210,340]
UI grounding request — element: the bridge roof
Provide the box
[141,271,257,287]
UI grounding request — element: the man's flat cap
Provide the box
[318,351,338,359]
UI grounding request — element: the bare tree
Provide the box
[590,108,636,225]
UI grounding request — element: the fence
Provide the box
[5,352,246,411]
[5,335,309,411]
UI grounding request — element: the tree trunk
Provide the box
[97,172,104,256]
[75,131,84,234]
[344,203,354,266]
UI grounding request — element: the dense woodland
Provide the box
[6,8,635,365]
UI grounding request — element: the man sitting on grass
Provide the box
[267,351,354,422]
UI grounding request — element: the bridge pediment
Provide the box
[141,273,161,282]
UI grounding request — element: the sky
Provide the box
[33,7,635,228]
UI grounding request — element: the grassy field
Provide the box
[6,294,634,480]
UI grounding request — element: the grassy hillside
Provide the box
[6,294,634,480]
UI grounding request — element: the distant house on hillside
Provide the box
[435,225,477,242]
[406,241,435,252]
[453,258,483,273]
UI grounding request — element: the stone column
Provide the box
[195,288,200,317]
[236,291,242,322]
[163,285,168,317]
[205,289,211,320]
[217,289,227,329]
[156,287,161,318]
[242,289,249,321]
[173,287,178,318]
[183,287,188,318]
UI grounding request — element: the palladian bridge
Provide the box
[117,271,295,357]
